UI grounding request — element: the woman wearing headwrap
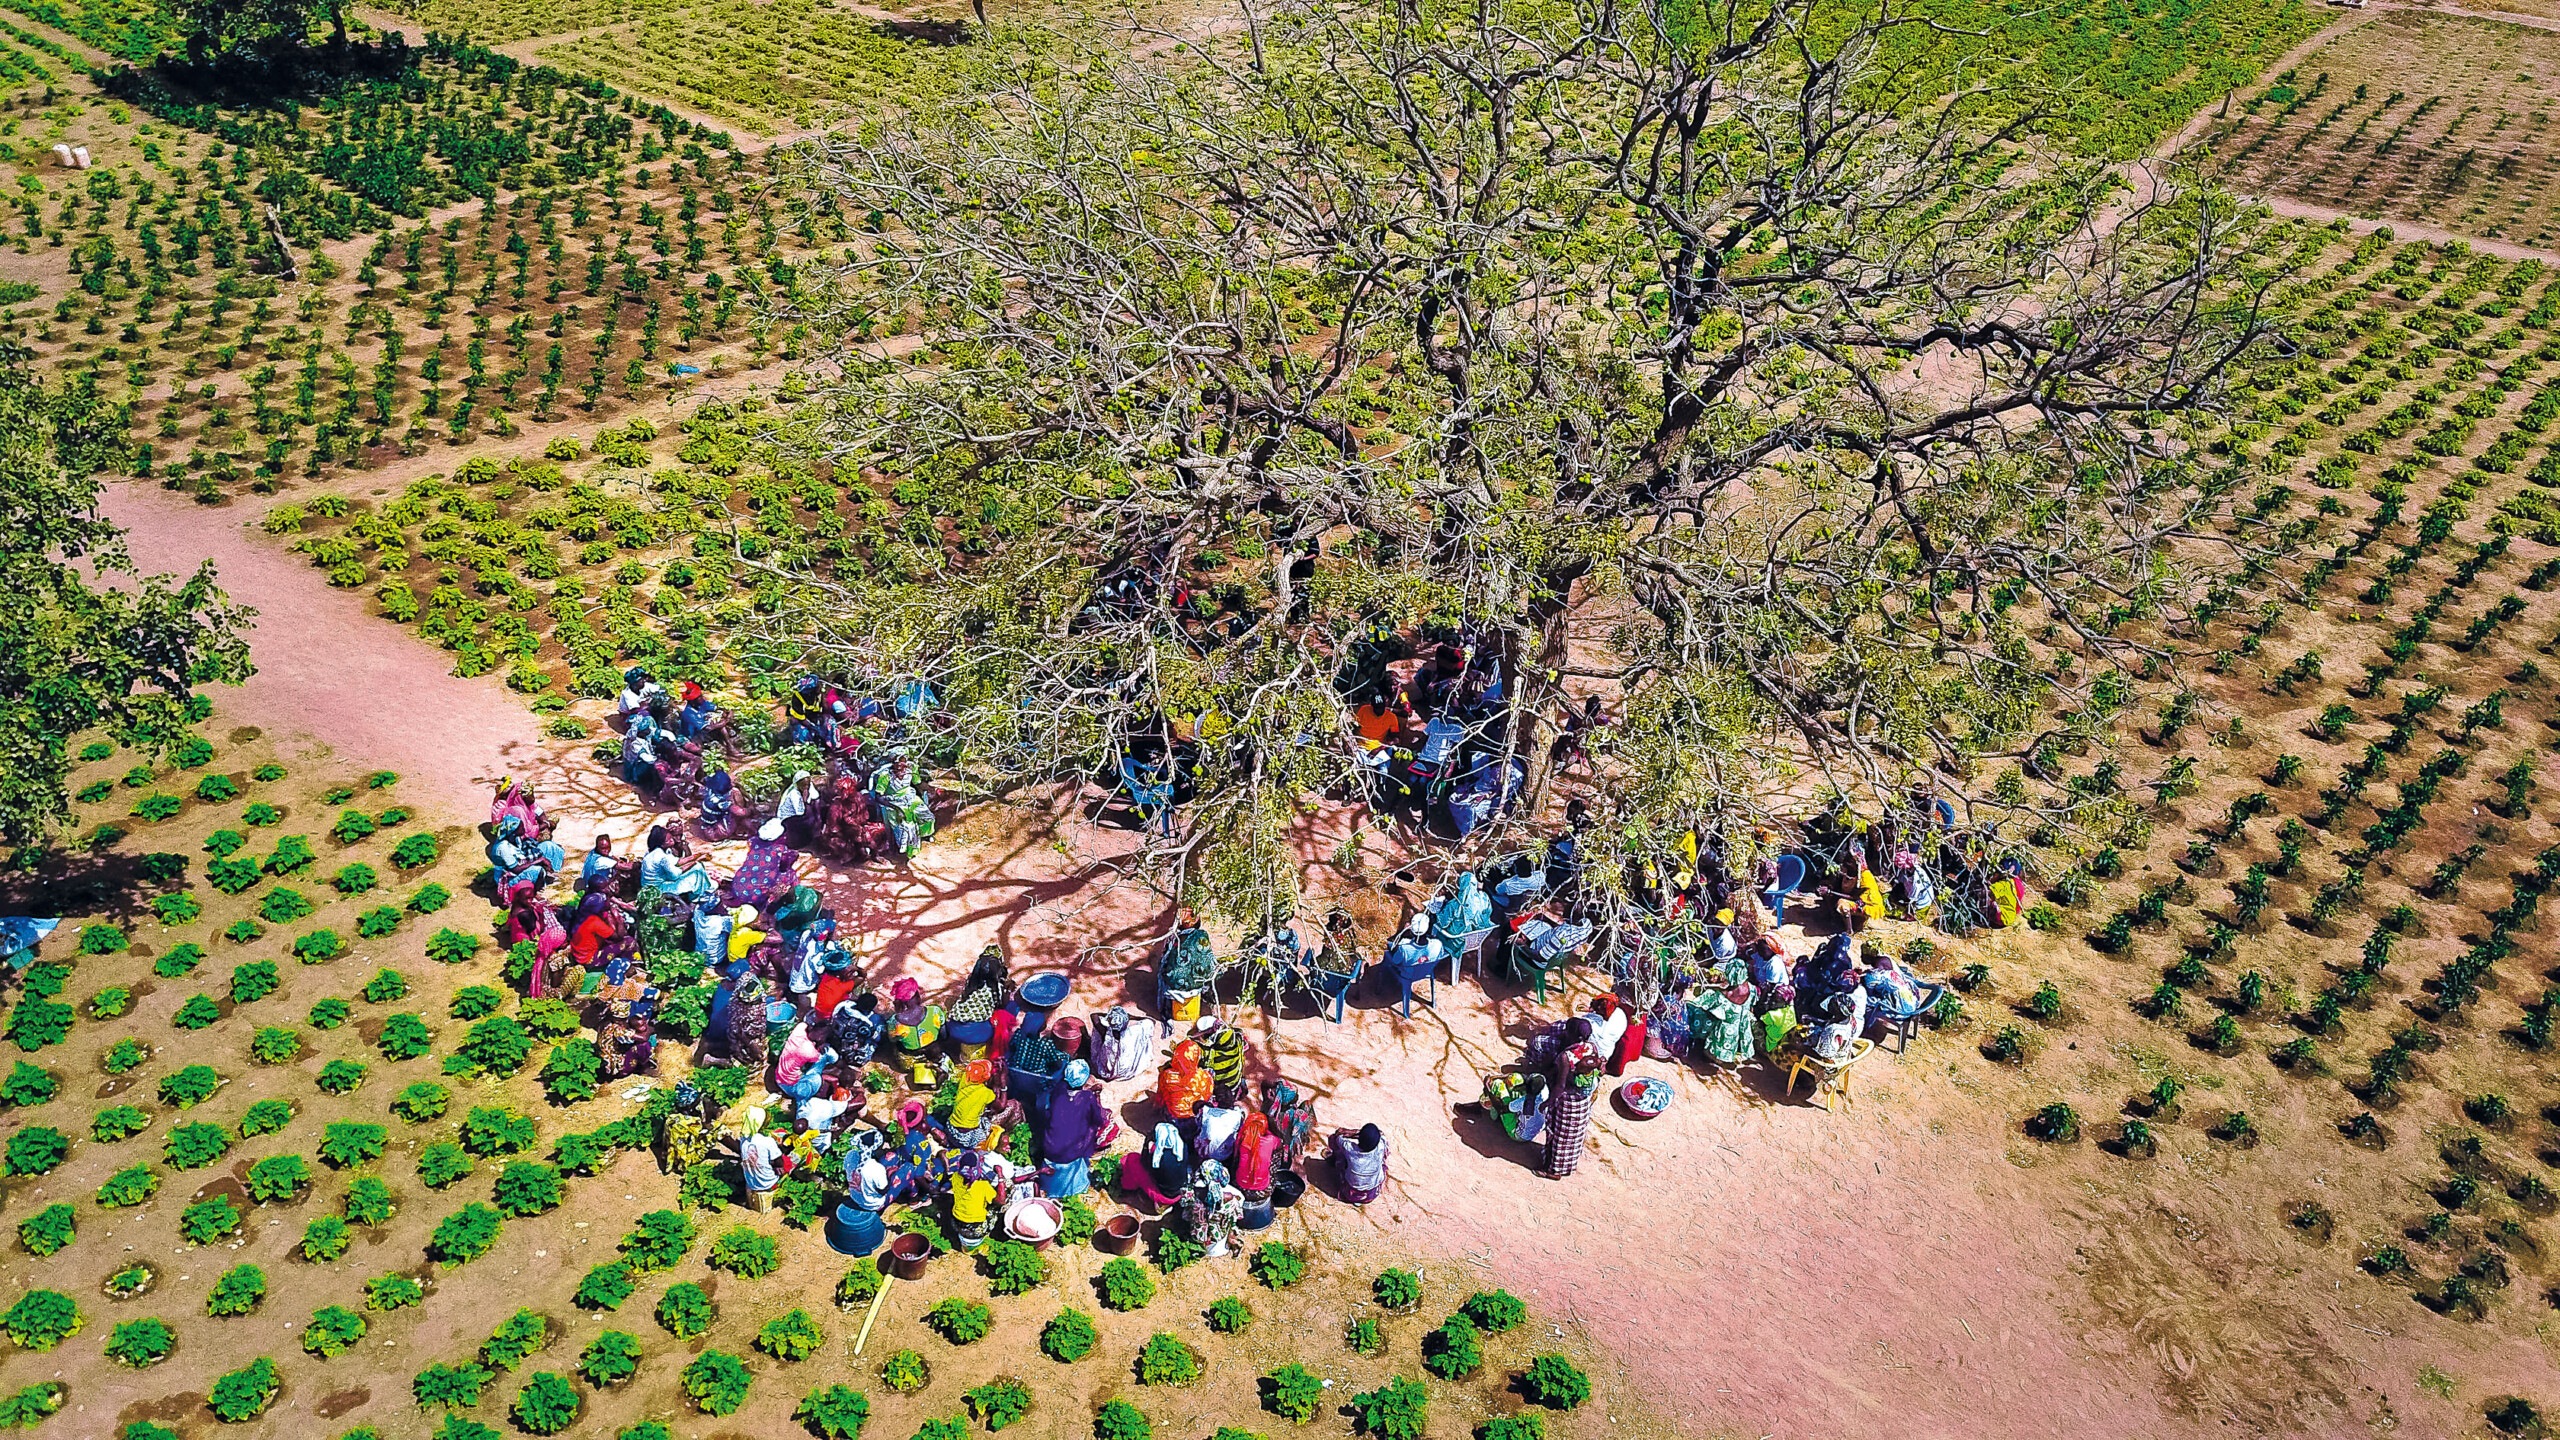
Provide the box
[1179,1160,1246,1257]
[937,1071,1003,1151]
[1690,958,1760,1067]
[1233,1110,1278,1229]
[621,714,663,796]
[947,1150,1001,1250]
[600,999,654,1078]
[827,991,885,1070]
[1193,1014,1246,1105]
[1156,1039,1212,1121]
[1260,1080,1316,1174]
[870,753,937,857]
[775,771,818,848]
[1542,1024,1602,1179]
[826,1149,891,1257]
[487,815,562,905]
[1037,1059,1113,1199]
[1329,1122,1390,1204]
[509,894,570,997]
[490,778,549,840]
[641,825,716,900]
[887,979,944,1078]
[1145,1120,1193,1203]
[698,770,737,840]
[773,1021,835,1102]
[947,946,1009,1057]
[728,821,801,912]
[726,975,772,1069]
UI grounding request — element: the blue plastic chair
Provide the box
[1302,961,1359,1022]
[1872,981,1946,1053]
[1388,947,1447,1017]
[1763,853,1806,926]
[1116,756,1175,836]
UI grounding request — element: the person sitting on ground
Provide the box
[1330,1122,1390,1204]
[1160,909,1218,1019]
[1179,1160,1246,1257]
[618,667,664,722]
[620,715,664,798]
[673,681,740,758]
[825,990,884,1074]
[728,822,801,911]
[869,753,937,858]
[1038,1059,1114,1199]
[697,769,737,840]
[886,979,944,1076]
[947,945,1010,1057]
[578,833,623,892]
[1193,1013,1247,1106]
[772,1020,835,1102]
[640,825,715,900]
[774,771,817,848]
[738,1118,786,1212]
[490,777,551,841]
[785,677,829,746]
[1156,1038,1212,1121]
[487,816,563,905]
[1690,957,1759,1067]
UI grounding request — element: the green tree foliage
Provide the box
[0,347,250,848]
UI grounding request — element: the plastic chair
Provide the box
[1872,982,1945,1053]
[1303,961,1359,1022]
[1452,927,1496,983]
[1762,853,1806,926]
[1115,757,1175,837]
[1388,948,1446,1017]
[1785,1038,1875,1110]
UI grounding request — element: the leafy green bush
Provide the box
[1422,1314,1482,1379]
[317,1058,367,1094]
[344,1176,397,1225]
[250,1026,302,1064]
[392,1081,451,1122]
[1208,1296,1252,1333]
[262,836,315,875]
[1248,1242,1306,1289]
[797,1384,873,1440]
[974,1237,1047,1296]
[1152,1225,1204,1272]
[205,1265,267,1317]
[410,882,454,913]
[106,1316,176,1367]
[1039,1307,1099,1362]
[292,929,346,962]
[87,987,134,1019]
[926,1297,993,1345]
[495,1160,563,1216]
[391,833,440,869]
[320,1121,388,1167]
[81,923,130,954]
[104,1264,153,1299]
[1263,1363,1324,1421]
[880,1349,931,1392]
[462,1105,537,1155]
[681,1351,753,1415]
[580,1329,643,1384]
[196,773,238,803]
[427,928,484,965]
[302,1304,369,1357]
[429,1202,504,1264]
[1371,1268,1421,1310]
[259,889,315,925]
[3,997,69,1051]
[416,1142,470,1191]
[238,1098,294,1136]
[511,1372,581,1435]
[1478,1417,1547,1440]
[1058,1195,1099,1246]
[208,857,260,894]
[620,1209,697,1271]
[4,1125,67,1175]
[363,968,411,1002]
[539,1038,602,1104]
[379,1012,434,1059]
[1137,1332,1201,1384]
[657,1282,717,1338]
[966,1377,1033,1431]
[332,809,379,844]
[356,905,402,938]
[449,985,505,1020]
[300,1214,351,1262]
[1,1290,81,1350]
[308,997,351,1029]
[247,1154,312,1203]
[102,1037,148,1073]
[1522,1354,1590,1410]
[1351,1376,1427,1439]
[483,1308,550,1369]
[575,1262,636,1311]
[14,1204,73,1257]
[457,1016,530,1074]
[414,1361,495,1409]
[1094,1399,1153,1440]
[331,861,379,896]
[365,1273,426,1312]
[757,1308,825,1361]
[1100,1256,1155,1311]
[230,960,281,1001]
[914,1419,967,1440]
[173,994,222,1030]
[159,1064,222,1108]
[710,1224,781,1278]
[1460,1289,1526,1332]
[155,892,203,925]
[97,1165,160,1208]
[181,1195,242,1243]
[208,1357,281,1422]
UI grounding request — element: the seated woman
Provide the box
[1688,959,1759,1067]
[886,979,945,1079]
[620,717,665,799]
[510,898,570,997]
[487,817,564,906]
[617,667,664,722]
[1329,1122,1390,1204]
[1431,872,1495,953]
[1117,1121,1192,1212]
[1155,1038,1212,1121]
[1800,983,1867,1061]
[1159,910,1218,1019]
[1178,1160,1246,1258]
[697,770,738,840]
[818,767,879,858]
[869,753,937,858]
[946,946,1010,1058]
[771,1020,835,1102]
[599,998,656,1079]
[673,681,741,758]
[826,1148,892,1257]
[640,825,716,901]
[774,772,818,848]
[1038,1060,1114,1199]
[727,822,801,912]
[490,778,550,841]
[1447,749,1524,839]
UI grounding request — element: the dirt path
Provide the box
[99,478,569,823]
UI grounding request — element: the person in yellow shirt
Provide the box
[948,1156,999,1250]
[727,904,766,964]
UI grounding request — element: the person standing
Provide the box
[1542,1022,1602,1180]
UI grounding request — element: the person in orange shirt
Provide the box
[1156,1039,1212,1121]
[1352,688,1407,751]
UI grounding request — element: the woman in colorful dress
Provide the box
[1542,1025,1601,1179]
[1329,1122,1390,1204]
[1179,1160,1246,1257]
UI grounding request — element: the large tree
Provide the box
[766,0,2292,944]
[0,347,253,847]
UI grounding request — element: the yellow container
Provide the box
[1170,995,1203,1024]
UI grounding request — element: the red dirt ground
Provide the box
[99,478,2532,1440]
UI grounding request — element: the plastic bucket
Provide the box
[1170,995,1202,1024]
[1270,1171,1307,1208]
[1240,1196,1276,1232]
[888,1232,932,1280]
[1097,1214,1142,1255]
